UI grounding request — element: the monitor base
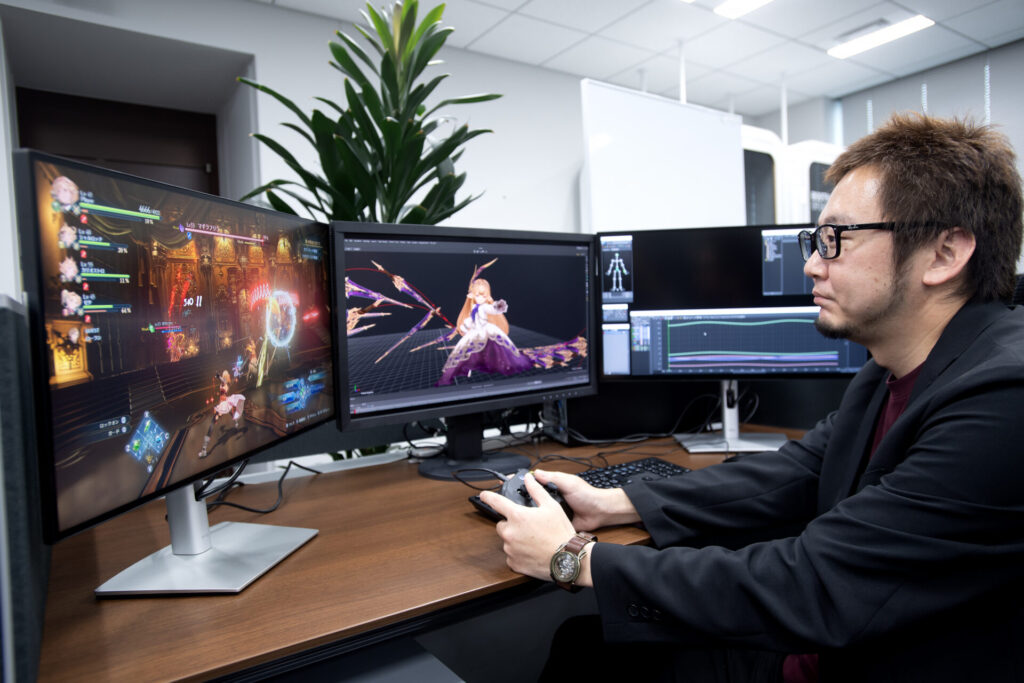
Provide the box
[675,431,787,454]
[94,521,316,596]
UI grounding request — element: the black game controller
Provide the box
[469,469,574,522]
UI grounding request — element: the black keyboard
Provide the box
[577,457,690,488]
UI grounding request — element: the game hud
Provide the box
[26,157,334,534]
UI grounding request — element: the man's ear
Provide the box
[922,226,975,287]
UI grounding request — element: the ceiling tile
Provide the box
[944,0,1024,47]
[240,0,1024,118]
[466,13,588,64]
[518,0,650,33]
[735,0,881,39]
[682,21,787,70]
[544,35,657,79]
[436,0,511,48]
[895,0,1000,23]
[273,0,361,22]
[782,59,892,98]
[606,52,712,94]
[598,0,727,54]
[471,0,534,11]
[801,2,914,47]
[725,40,834,86]
[686,69,761,104]
[732,84,812,118]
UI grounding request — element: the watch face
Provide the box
[551,550,580,583]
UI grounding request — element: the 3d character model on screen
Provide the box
[199,370,246,459]
[345,257,589,388]
[606,251,628,292]
[437,276,534,386]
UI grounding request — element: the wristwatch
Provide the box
[550,532,597,592]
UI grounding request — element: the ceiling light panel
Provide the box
[714,0,776,20]
[828,14,935,59]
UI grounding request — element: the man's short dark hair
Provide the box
[826,113,1023,303]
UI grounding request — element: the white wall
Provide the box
[0,14,16,300]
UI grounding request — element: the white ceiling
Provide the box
[252,0,1024,118]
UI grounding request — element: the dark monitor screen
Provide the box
[333,221,596,478]
[599,225,869,379]
[15,150,336,542]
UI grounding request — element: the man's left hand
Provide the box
[480,472,577,582]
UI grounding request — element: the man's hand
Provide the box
[480,472,577,581]
[532,469,641,531]
[480,470,641,584]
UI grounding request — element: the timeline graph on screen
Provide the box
[629,307,866,376]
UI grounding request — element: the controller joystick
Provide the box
[469,469,574,522]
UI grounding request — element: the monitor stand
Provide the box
[418,413,530,481]
[675,379,787,454]
[95,484,317,597]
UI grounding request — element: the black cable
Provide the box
[451,467,506,491]
[566,391,719,445]
[205,460,323,514]
[194,458,250,500]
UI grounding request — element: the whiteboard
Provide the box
[580,80,745,233]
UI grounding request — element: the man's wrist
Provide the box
[575,541,596,588]
[602,488,641,526]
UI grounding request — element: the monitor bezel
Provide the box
[14,148,340,543]
[594,224,869,382]
[331,220,599,430]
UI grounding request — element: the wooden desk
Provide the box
[37,436,786,681]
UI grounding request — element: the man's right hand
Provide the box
[532,469,641,531]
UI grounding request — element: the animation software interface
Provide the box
[343,235,591,416]
[601,227,867,377]
[31,159,334,532]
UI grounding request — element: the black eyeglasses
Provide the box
[798,222,898,261]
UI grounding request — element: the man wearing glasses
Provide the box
[483,113,1024,682]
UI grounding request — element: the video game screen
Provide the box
[339,229,593,420]
[20,153,334,536]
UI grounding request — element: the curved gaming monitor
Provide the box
[598,225,869,452]
[332,221,597,480]
[14,150,335,594]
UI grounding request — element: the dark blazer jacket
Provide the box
[591,302,1024,682]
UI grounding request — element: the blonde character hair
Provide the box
[456,278,509,336]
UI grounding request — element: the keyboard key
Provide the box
[577,457,690,488]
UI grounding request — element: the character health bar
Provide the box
[177,224,265,243]
[81,202,160,221]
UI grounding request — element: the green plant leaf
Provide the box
[243,1,500,225]
[407,26,453,82]
[329,40,375,93]
[406,3,445,61]
[265,189,297,215]
[396,0,418,65]
[363,5,393,56]
[238,77,312,129]
[336,30,380,78]
[424,92,502,118]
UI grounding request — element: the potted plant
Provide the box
[239,0,501,225]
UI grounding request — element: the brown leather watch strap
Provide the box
[565,532,596,554]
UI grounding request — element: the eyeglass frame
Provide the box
[797,222,899,261]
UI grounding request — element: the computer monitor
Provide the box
[332,221,597,480]
[598,225,868,452]
[14,150,336,595]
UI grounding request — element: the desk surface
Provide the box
[37,434,792,681]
